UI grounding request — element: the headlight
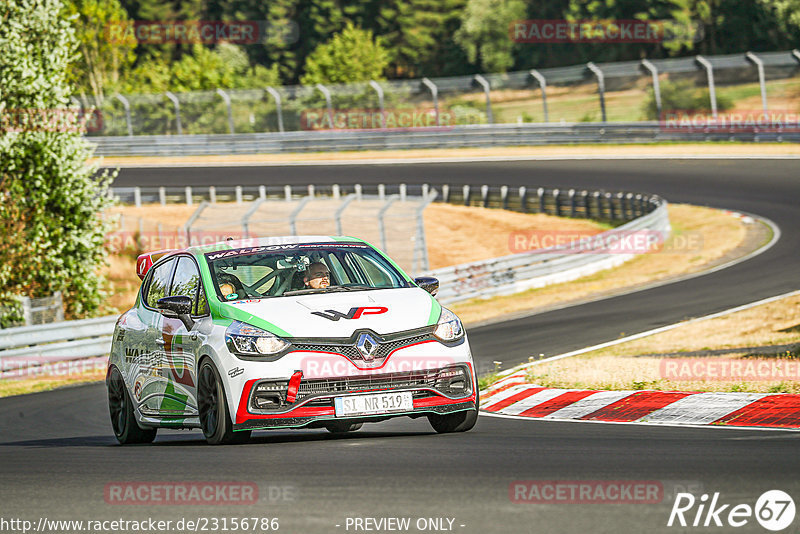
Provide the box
[225,321,290,356]
[433,307,464,342]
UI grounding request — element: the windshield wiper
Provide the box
[282,286,351,296]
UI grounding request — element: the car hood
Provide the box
[217,288,439,338]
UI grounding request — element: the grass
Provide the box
[518,293,800,394]
[452,204,758,326]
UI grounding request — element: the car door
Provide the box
[137,256,177,416]
[157,255,207,418]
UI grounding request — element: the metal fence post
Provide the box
[695,55,718,119]
[216,88,235,134]
[399,183,407,201]
[569,189,576,217]
[537,187,545,214]
[185,186,193,206]
[259,185,266,200]
[519,186,527,213]
[463,185,471,206]
[442,184,450,203]
[332,184,341,199]
[209,186,216,204]
[158,187,166,206]
[745,52,768,113]
[183,201,208,245]
[369,80,386,129]
[334,194,357,235]
[473,75,493,124]
[500,185,508,209]
[265,87,284,133]
[157,223,163,248]
[586,63,607,123]
[481,185,489,207]
[288,196,312,235]
[307,184,315,197]
[235,185,243,204]
[582,190,590,218]
[378,184,385,200]
[315,84,334,129]
[133,186,141,208]
[421,78,439,126]
[114,94,133,136]
[165,92,182,134]
[377,195,399,252]
[241,198,266,237]
[606,192,616,220]
[553,189,561,217]
[593,191,601,218]
[355,184,362,200]
[414,190,437,273]
[640,59,662,119]
[529,70,548,122]
[284,185,292,201]
[422,184,429,199]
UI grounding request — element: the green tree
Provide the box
[300,23,389,85]
[64,0,137,103]
[0,0,115,321]
[454,0,526,73]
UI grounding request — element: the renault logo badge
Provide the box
[356,333,379,361]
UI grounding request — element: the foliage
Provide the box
[64,0,137,103]
[0,0,115,319]
[642,78,734,119]
[454,0,526,73]
[300,23,389,86]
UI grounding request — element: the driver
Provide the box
[303,262,332,289]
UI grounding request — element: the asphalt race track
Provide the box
[2,159,799,533]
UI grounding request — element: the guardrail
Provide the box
[1,183,665,377]
[425,197,668,304]
[91,122,800,157]
[0,316,116,379]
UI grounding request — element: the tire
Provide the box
[428,390,479,434]
[198,360,251,445]
[107,367,157,445]
[325,421,363,434]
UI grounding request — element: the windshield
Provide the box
[204,243,410,300]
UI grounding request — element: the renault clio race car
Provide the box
[107,236,478,445]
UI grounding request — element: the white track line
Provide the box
[102,154,800,168]
[480,410,800,433]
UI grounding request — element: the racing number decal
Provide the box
[311,306,389,321]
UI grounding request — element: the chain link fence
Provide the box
[77,50,800,137]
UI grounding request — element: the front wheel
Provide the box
[428,390,479,434]
[197,360,251,445]
[107,367,157,444]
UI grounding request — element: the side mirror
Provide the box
[414,276,439,296]
[157,296,194,330]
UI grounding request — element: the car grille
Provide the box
[291,333,431,361]
[297,368,438,397]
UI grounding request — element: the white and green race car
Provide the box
[107,236,478,445]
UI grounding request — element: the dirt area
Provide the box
[91,143,800,168]
[451,204,760,325]
[523,293,800,394]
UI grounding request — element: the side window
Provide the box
[170,256,209,316]
[145,258,176,307]
[346,252,395,287]
[325,253,351,285]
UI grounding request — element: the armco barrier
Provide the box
[90,122,800,157]
[424,197,669,304]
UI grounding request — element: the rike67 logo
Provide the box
[668,490,796,531]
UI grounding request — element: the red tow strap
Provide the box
[286,370,303,403]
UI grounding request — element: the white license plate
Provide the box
[334,391,413,417]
